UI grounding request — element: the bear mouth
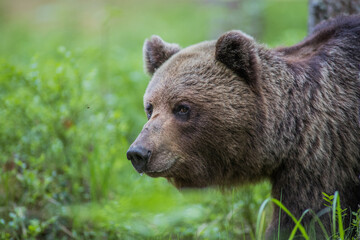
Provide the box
[144,157,179,178]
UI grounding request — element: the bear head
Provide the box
[127,32,273,188]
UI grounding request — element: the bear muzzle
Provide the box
[126,146,151,173]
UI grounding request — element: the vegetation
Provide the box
[0,0,358,239]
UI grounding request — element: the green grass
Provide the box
[2,0,358,239]
[255,193,360,240]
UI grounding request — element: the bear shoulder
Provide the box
[276,14,360,62]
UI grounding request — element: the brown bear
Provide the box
[127,15,360,238]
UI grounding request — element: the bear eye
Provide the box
[145,103,153,120]
[178,106,189,114]
[174,104,190,120]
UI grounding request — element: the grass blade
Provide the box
[288,209,309,240]
[332,191,345,239]
[255,198,271,240]
[271,198,309,240]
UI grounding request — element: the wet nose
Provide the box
[126,146,151,173]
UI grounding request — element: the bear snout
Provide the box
[126,146,151,173]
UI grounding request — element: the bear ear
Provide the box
[143,35,181,75]
[215,31,260,89]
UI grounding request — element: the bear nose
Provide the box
[126,146,151,173]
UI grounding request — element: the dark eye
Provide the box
[174,104,190,120]
[145,103,153,120]
[176,105,189,114]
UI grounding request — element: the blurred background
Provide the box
[0,0,307,239]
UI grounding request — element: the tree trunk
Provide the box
[308,0,360,33]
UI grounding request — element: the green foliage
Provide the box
[351,209,360,238]
[322,192,360,239]
[255,193,360,240]
[0,47,129,237]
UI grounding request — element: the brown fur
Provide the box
[128,15,360,238]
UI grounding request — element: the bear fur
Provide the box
[127,15,360,238]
